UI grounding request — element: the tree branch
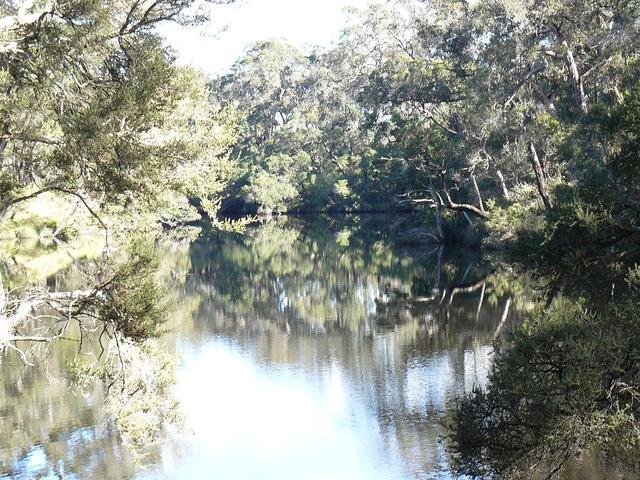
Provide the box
[0,187,109,247]
[504,60,548,108]
[440,174,488,219]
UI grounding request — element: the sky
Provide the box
[159,0,378,77]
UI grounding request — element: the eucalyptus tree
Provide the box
[460,0,640,250]
[213,41,311,210]
[210,0,640,240]
[213,40,373,212]
[351,0,640,240]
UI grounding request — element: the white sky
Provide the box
[159,0,379,77]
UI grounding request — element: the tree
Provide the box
[0,0,236,226]
[213,40,372,212]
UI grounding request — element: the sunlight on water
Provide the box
[152,339,411,480]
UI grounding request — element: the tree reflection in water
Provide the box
[1,216,629,479]
[161,215,534,478]
[448,248,640,479]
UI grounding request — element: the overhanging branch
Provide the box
[0,187,109,247]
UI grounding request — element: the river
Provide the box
[0,216,623,479]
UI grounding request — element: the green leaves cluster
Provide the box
[0,0,237,228]
[448,277,640,478]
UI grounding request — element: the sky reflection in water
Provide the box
[2,217,508,479]
[150,336,486,480]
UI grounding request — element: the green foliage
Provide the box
[209,0,640,251]
[240,153,308,210]
[0,0,238,231]
[448,285,640,479]
[98,243,167,340]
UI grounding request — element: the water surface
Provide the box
[150,216,511,479]
[0,216,614,479]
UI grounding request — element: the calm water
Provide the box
[0,217,618,479]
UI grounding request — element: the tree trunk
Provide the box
[471,173,486,213]
[0,137,7,167]
[539,151,550,179]
[529,141,554,210]
[430,189,445,241]
[428,177,445,241]
[435,245,444,290]
[563,41,587,113]
[497,170,510,200]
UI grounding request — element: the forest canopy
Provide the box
[211,0,640,249]
[2,0,639,250]
[0,0,238,231]
[2,1,640,477]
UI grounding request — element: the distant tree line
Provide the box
[213,0,640,248]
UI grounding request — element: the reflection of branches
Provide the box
[4,343,34,366]
[0,288,101,348]
[2,274,115,366]
[476,282,486,322]
[107,332,127,394]
[447,277,486,306]
[493,298,512,343]
[2,239,165,366]
[0,187,109,247]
